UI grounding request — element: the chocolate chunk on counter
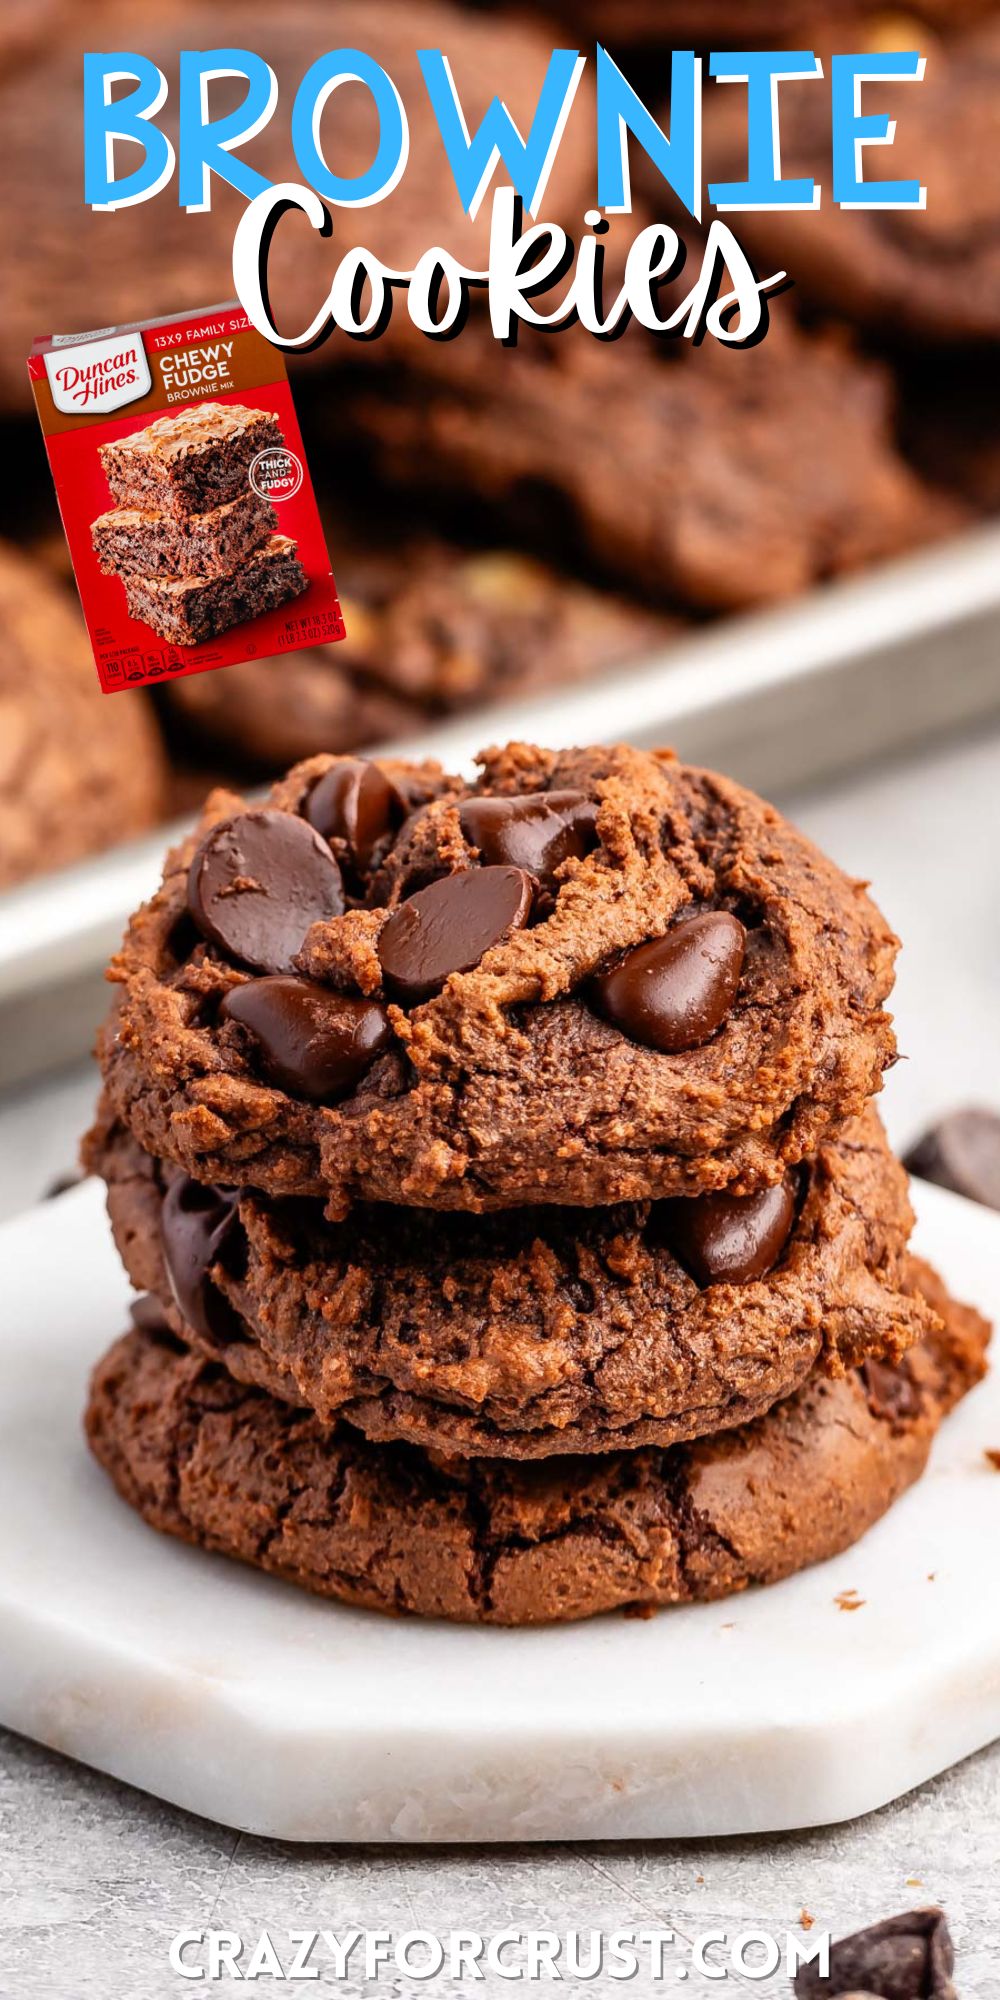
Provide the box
[904,1109,1000,1214]
[795,1907,957,2000]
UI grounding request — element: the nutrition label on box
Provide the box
[27,303,345,694]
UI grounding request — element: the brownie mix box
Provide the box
[28,304,344,693]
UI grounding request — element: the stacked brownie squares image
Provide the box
[91,401,308,646]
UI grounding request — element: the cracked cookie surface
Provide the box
[90,1106,932,1457]
[96,743,899,1214]
[84,1259,989,1625]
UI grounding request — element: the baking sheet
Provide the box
[1,521,998,1086]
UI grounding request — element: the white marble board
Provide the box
[0,1175,998,1843]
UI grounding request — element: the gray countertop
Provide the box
[1,723,999,1997]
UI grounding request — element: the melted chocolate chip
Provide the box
[459,790,598,882]
[794,1907,955,2000]
[378,865,534,1004]
[161,1176,241,1341]
[589,911,746,1054]
[860,1356,922,1426]
[305,760,400,872]
[129,1292,172,1335]
[221,976,392,1102]
[659,1177,796,1287]
[186,809,344,974]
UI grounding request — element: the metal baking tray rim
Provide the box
[1,519,998,1014]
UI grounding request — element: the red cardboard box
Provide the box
[28,303,344,694]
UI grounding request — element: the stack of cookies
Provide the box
[91,401,307,647]
[83,743,989,1624]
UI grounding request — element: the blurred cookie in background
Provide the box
[898,348,1000,515]
[702,13,1000,344]
[518,0,846,45]
[524,0,997,43]
[163,528,677,774]
[0,0,597,414]
[345,315,962,613]
[0,542,168,889]
[0,0,74,73]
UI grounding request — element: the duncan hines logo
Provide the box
[43,329,152,414]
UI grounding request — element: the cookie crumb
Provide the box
[799,1910,815,1930]
[835,1588,866,1612]
[985,1449,1000,1470]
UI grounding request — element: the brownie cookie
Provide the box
[84,1258,989,1624]
[96,743,899,1213]
[703,17,1000,345]
[0,541,167,890]
[166,538,677,773]
[351,317,958,613]
[165,645,424,776]
[90,1106,934,1457]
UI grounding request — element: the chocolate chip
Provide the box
[129,1292,172,1334]
[794,1908,956,2000]
[659,1177,796,1287]
[860,1356,922,1426]
[460,790,598,882]
[903,1107,1000,1213]
[378,865,534,1004]
[305,760,400,872]
[589,911,746,1054]
[186,809,344,974]
[161,1176,241,1341]
[221,976,392,1102]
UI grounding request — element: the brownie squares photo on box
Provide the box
[91,490,277,581]
[98,402,283,520]
[91,401,307,647]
